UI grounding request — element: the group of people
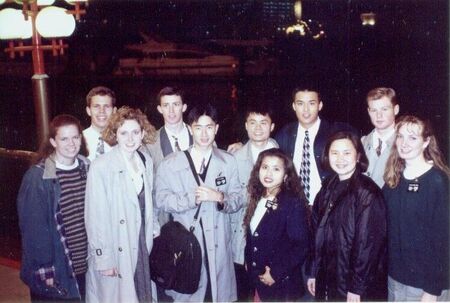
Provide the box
[16,85,449,302]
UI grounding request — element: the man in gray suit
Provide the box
[361,87,400,187]
[145,86,192,168]
[155,104,243,302]
[230,102,278,301]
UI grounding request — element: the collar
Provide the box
[164,123,188,138]
[373,127,395,144]
[298,117,321,137]
[43,153,89,179]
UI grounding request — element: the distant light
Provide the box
[13,0,55,4]
[36,6,75,38]
[37,0,56,5]
[64,0,88,4]
[0,8,32,39]
[361,12,376,26]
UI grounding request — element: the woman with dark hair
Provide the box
[383,115,449,301]
[244,148,310,301]
[307,131,387,302]
[85,106,158,303]
[17,114,89,301]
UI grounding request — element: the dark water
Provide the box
[0,73,448,261]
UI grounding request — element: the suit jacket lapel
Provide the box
[160,127,174,157]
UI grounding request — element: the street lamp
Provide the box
[0,0,87,147]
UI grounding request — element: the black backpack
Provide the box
[149,150,203,294]
[150,219,202,294]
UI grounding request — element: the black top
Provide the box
[383,166,449,296]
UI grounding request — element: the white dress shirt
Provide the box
[165,123,190,152]
[190,147,212,174]
[82,126,112,161]
[293,118,322,205]
[250,197,273,233]
[372,127,395,155]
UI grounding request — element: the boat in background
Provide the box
[114,37,239,77]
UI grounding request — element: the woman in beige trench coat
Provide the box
[85,107,159,303]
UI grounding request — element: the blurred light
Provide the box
[361,12,376,26]
[65,0,88,4]
[36,6,75,38]
[0,0,6,5]
[0,8,32,39]
[294,0,302,21]
[38,0,56,5]
[286,0,325,40]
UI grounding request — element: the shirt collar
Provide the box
[373,126,396,144]
[164,123,188,138]
[298,117,321,137]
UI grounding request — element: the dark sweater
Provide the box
[383,166,449,296]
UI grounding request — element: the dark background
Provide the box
[0,0,448,260]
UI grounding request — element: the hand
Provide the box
[45,278,54,287]
[421,292,437,302]
[307,278,315,296]
[347,291,360,302]
[227,142,243,153]
[258,266,275,286]
[195,186,223,203]
[99,268,118,277]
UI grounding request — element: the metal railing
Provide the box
[0,147,36,161]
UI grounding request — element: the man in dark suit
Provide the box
[275,86,355,206]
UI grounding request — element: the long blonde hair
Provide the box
[384,115,450,188]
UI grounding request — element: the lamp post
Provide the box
[0,0,87,147]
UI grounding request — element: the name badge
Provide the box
[407,182,419,192]
[215,176,226,186]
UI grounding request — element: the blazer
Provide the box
[245,190,310,301]
[275,119,356,181]
[155,147,243,302]
[230,138,278,265]
[144,127,193,169]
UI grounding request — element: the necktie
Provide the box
[96,137,105,157]
[172,136,181,151]
[299,130,311,200]
[199,158,206,175]
[375,138,382,157]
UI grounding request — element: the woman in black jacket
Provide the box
[244,148,310,302]
[307,131,387,302]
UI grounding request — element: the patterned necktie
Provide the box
[299,130,311,200]
[375,138,382,157]
[96,137,105,157]
[172,136,181,151]
[199,158,206,175]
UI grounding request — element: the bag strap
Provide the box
[184,150,202,232]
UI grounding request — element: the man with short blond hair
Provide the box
[361,87,399,187]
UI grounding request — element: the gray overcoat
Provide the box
[155,147,243,302]
[85,146,158,303]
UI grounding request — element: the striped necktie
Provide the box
[299,130,311,200]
